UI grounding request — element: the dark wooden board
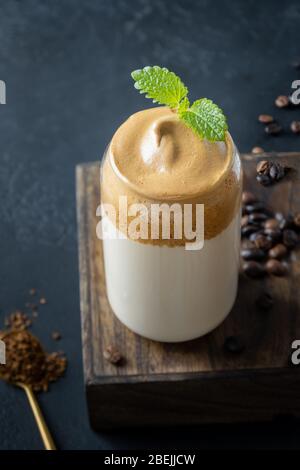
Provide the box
[76,153,300,429]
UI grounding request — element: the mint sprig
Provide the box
[131,66,227,142]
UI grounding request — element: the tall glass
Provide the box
[100,137,242,342]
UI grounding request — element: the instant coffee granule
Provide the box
[0,311,67,392]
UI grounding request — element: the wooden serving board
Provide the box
[76,153,300,430]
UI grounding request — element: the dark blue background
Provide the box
[0,0,300,450]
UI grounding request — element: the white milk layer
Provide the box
[102,213,240,342]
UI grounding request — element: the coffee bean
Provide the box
[269,162,285,181]
[275,95,289,108]
[264,228,282,243]
[291,120,300,134]
[242,191,257,205]
[249,231,264,242]
[256,160,286,184]
[241,215,249,228]
[254,234,272,251]
[256,160,269,174]
[294,213,300,228]
[258,114,274,124]
[264,218,279,230]
[242,239,255,250]
[265,259,287,276]
[243,261,265,278]
[251,146,264,154]
[241,248,266,261]
[248,212,268,224]
[265,122,283,136]
[224,336,244,354]
[256,292,274,311]
[256,174,272,186]
[279,215,295,230]
[283,229,299,248]
[269,243,287,259]
[245,202,270,214]
[103,345,123,365]
[275,212,284,222]
[242,225,261,238]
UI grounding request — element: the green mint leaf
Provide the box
[177,96,190,113]
[131,66,188,109]
[179,98,228,141]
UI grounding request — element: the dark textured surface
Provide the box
[0,0,300,450]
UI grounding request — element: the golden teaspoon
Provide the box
[0,329,56,450]
[15,382,56,450]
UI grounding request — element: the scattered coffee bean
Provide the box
[264,218,279,230]
[279,214,295,230]
[256,160,286,185]
[242,225,261,238]
[254,234,272,251]
[265,122,283,135]
[256,160,269,175]
[283,229,299,249]
[251,146,264,154]
[256,174,272,186]
[103,345,123,365]
[294,213,300,228]
[242,238,255,250]
[265,259,287,276]
[275,212,284,222]
[256,292,274,311]
[241,215,249,228]
[242,191,257,205]
[264,228,282,243]
[248,212,268,224]
[224,336,244,354]
[245,202,271,214]
[291,120,300,134]
[275,95,289,108]
[249,231,264,242]
[243,261,265,278]
[241,191,299,281]
[241,248,266,261]
[258,114,274,124]
[269,243,287,260]
[269,162,285,181]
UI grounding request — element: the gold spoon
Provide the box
[16,382,56,450]
[0,330,56,450]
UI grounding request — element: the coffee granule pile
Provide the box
[0,312,67,392]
